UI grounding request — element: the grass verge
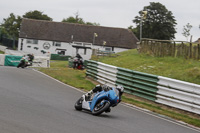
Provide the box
[38,61,97,91]
[38,60,200,128]
[93,49,200,85]
[0,50,4,54]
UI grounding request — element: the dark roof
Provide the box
[194,38,200,43]
[19,19,139,49]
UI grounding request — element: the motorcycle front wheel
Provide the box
[74,97,83,111]
[17,61,25,68]
[92,100,110,116]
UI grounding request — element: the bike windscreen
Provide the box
[113,87,119,96]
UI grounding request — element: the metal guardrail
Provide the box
[156,76,200,114]
[86,60,200,115]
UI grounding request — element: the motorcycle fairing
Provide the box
[108,88,119,105]
[81,88,120,112]
[82,95,92,110]
[89,90,109,111]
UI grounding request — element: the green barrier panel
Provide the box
[118,67,158,83]
[85,60,159,101]
[83,60,88,68]
[50,54,71,61]
[68,58,74,68]
[4,55,22,67]
[124,89,157,101]
[86,60,98,79]
[116,76,158,93]
[117,67,159,101]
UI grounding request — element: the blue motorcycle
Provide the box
[75,85,124,116]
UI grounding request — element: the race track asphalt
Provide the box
[0,66,199,133]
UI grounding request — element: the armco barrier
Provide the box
[156,76,200,114]
[86,60,200,115]
[96,62,118,87]
[117,67,158,101]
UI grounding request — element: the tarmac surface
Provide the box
[0,66,199,133]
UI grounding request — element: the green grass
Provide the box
[39,61,96,91]
[0,50,4,54]
[93,49,200,85]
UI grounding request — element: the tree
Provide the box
[182,23,192,41]
[1,10,53,38]
[23,10,53,21]
[128,25,137,35]
[62,12,100,26]
[1,13,22,39]
[62,16,85,24]
[132,2,177,40]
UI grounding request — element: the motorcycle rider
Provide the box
[73,53,84,69]
[76,53,82,59]
[86,84,124,103]
[27,54,34,63]
[17,55,30,68]
[85,84,124,113]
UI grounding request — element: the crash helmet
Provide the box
[102,84,108,90]
[116,85,124,93]
[95,84,102,89]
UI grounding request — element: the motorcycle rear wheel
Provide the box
[74,97,83,111]
[92,100,110,116]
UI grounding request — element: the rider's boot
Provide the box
[105,107,111,113]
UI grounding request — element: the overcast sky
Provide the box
[0,0,199,41]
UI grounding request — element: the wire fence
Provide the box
[0,34,18,49]
[138,38,200,60]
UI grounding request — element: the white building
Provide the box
[18,19,139,60]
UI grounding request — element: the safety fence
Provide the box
[139,38,200,60]
[86,60,200,115]
[0,36,18,49]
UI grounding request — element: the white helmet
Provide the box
[102,84,108,90]
[116,85,124,93]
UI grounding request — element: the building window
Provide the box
[53,42,61,47]
[105,47,112,51]
[74,42,82,45]
[27,39,38,44]
[57,51,65,55]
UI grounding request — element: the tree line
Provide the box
[0,2,199,41]
[0,10,99,39]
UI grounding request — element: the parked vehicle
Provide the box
[74,85,124,116]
